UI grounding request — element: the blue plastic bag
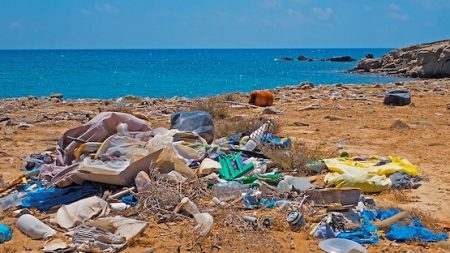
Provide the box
[22,184,99,211]
[337,210,379,244]
[121,194,139,206]
[0,224,12,243]
[386,218,448,242]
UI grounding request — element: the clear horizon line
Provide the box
[0,47,395,50]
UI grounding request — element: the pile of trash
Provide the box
[0,111,447,252]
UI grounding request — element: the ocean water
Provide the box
[0,49,407,99]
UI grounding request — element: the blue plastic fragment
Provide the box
[121,194,139,206]
[21,184,99,211]
[0,224,12,244]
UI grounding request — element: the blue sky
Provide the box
[1,0,449,49]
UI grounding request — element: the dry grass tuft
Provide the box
[390,189,412,203]
[408,208,444,232]
[1,245,16,253]
[220,93,241,102]
[377,202,444,232]
[190,97,229,120]
[262,141,329,174]
[214,116,279,138]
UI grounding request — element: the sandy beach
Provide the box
[1,78,449,252]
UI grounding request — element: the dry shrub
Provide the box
[219,92,241,102]
[391,189,412,203]
[0,245,16,253]
[408,208,444,232]
[135,169,182,222]
[262,141,329,174]
[190,97,229,119]
[377,203,444,233]
[215,116,280,138]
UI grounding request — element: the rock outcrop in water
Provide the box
[323,56,356,62]
[297,55,356,62]
[351,39,450,78]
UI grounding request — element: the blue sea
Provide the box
[0,49,407,99]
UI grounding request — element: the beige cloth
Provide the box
[57,112,152,166]
[55,196,110,229]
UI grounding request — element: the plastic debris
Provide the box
[174,197,214,236]
[277,176,316,192]
[319,238,367,253]
[55,196,110,229]
[170,111,214,144]
[218,152,254,180]
[286,211,305,232]
[0,224,12,244]
[16,214,57,240]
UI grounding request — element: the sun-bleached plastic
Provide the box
[16,214,57,240]
[319,238,367,253]
[174,197,213,236]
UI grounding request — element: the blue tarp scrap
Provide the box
[121,194,139,206]
[21,184,100,211]
[337,210,379,244]
[386,218,449,242]
[0,224,12,244]
[338,209,448,244]
[376,209,401,220]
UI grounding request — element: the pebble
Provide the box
[50,93,63,100]
[390,119,410,129]
[262,107,282,115]
[324,115,345,121]
[298,81,314,90]
[50,97,61,103]
[293,121,309,127]
[18,122,32,129]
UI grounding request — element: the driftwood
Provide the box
[107,187,136,201]
[372,211,411,231]
[223,101,260,109]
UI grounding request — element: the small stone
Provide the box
[262,107,282,114]
[324,115,345,121]
[394,81,404,86]
[390,119,410,129]
[293,121,309,127]
[0,117,10,123]
[18,122,31,129]
[298,81,314,90]
[50,97,61,103]
[50,93,63,99]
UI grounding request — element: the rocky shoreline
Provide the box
[0,79,448,127]
[351,39,450,78]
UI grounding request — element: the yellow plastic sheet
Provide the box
[323,156,419,193]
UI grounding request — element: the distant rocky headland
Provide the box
[351,39,450,78]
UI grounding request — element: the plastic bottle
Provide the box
[174,197,213,236]
[243,121,274,151]
[16,214,56,239]
[0,192,26,211]
[212,181,249,201]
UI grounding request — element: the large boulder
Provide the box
[355,58,382,71]
[351,39,450,78]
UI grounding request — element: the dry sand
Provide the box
[0,79,449,252]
